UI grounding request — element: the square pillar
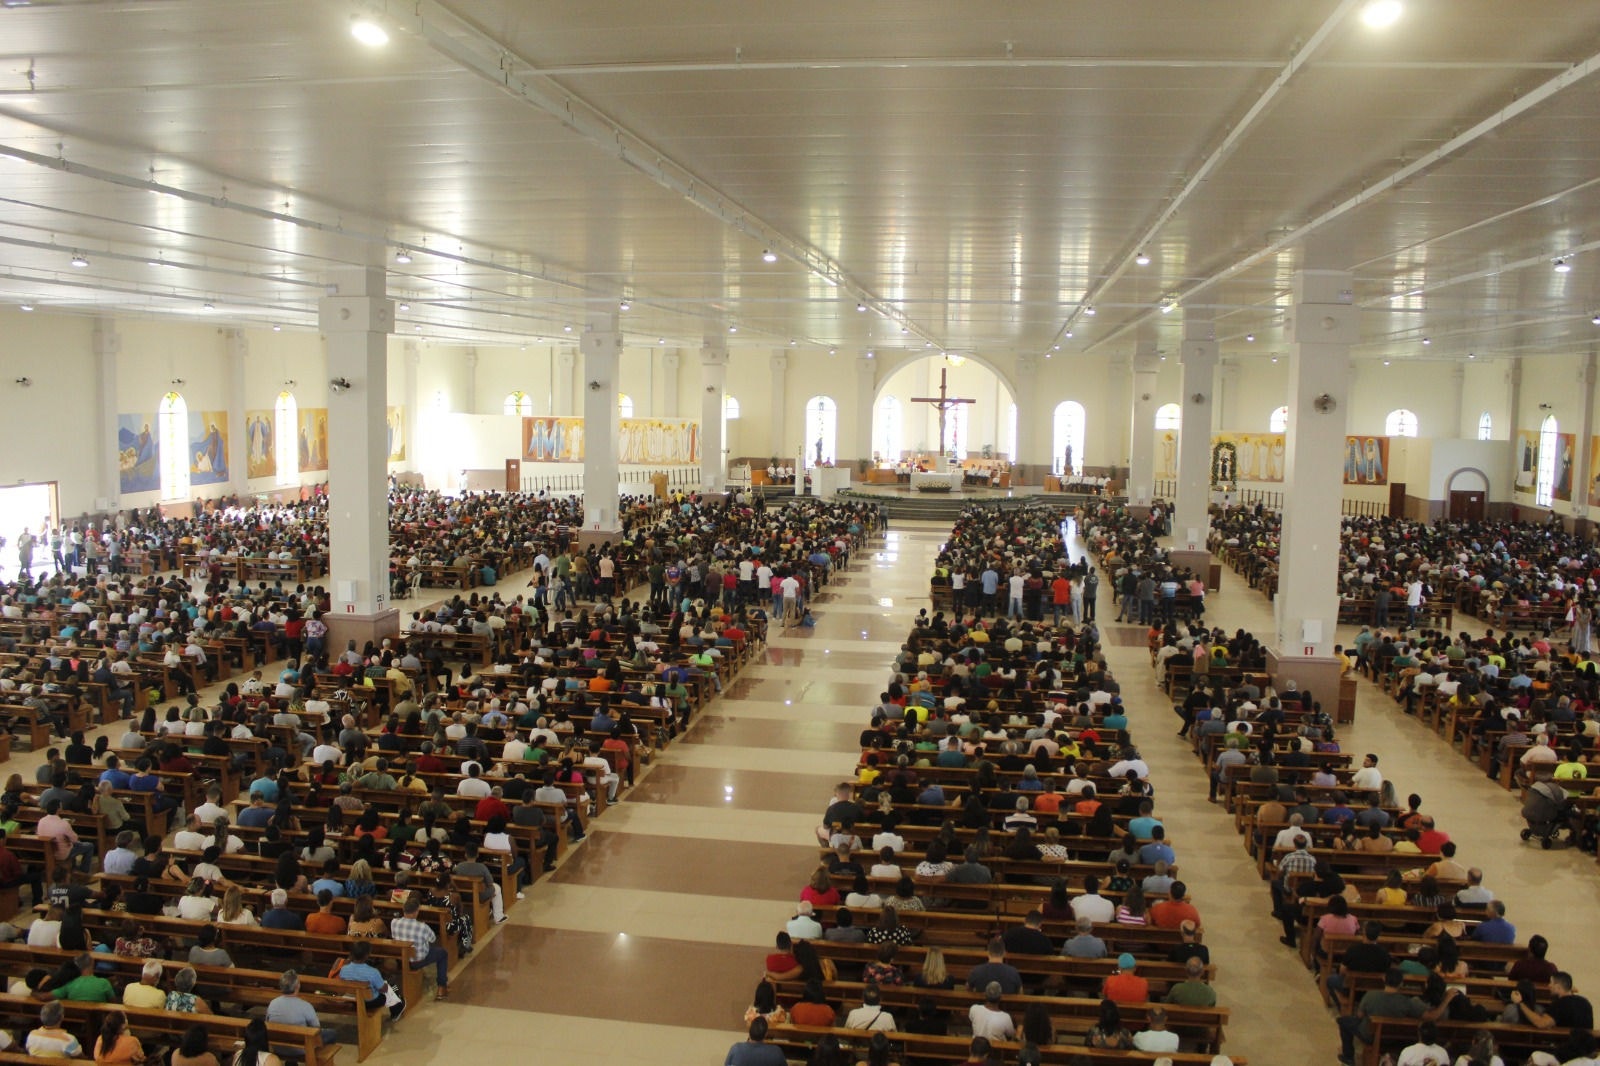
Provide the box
[769,352,789,461]
[318,266,398,648]
[699,342,727,492]
[1173,314,1218,552]
[92,318,121,512]
[1274,269,1355,690]
[581,314,623,539]
[1014,356,1039,484]
[660,350,682,418]
[854,355,876,473]
[1126,343,1160,511]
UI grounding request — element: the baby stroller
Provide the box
[1520,779,1579,849]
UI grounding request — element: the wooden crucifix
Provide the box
[911,367,977,458]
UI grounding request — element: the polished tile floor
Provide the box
[13,519,1596,1066]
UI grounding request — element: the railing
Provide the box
[1341,498,1389,518]
[518,467,703,495]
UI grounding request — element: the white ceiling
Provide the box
[1,0,1599,365]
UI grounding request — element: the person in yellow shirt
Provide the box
[122,960,168,1009]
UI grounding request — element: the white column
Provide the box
[1126,343,1160,509]
[1014,356,1039,482]
[317,266,396,637]
[554,349,576,416]
[1173,314,1218,549]
[1449,365,1466,439]
[1575,352,1598,520]
[1506,358,1522,443]
[580,314,622,534]
[660,350,682,418]
[854,355,876,470]
[92,318,121,512]
[699,342,727,492]
[403,342,420,475]
[1103,354,1128,476]
[1274,269,1355,680]
[459,349,478,414]
[224,330,249,495]
[768,352,789,461]
[1217,360,1241,433]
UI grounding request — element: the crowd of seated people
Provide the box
[0,488,883,1060]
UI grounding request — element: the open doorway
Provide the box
[0,482,59,578]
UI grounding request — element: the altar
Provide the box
[910,470,963,493]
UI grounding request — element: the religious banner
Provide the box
[619,418,699,465]
[522,416,584,462]
[1588,436,1600,507]
[1343,435,1389,486]
[1515,429,1540,494]
[298,407,329,473]
[1553,432,1577,502]
[386,406,406,463]
[117,414,160,494]
[1209,432,1284,483]
[188,410,230,485]
[245,410,276,480]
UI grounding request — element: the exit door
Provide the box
[1449,490,1485,521]
[1388,482,1406,518]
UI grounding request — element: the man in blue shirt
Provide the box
[267,970,326,1044]
[1471,901,1516,944]
[309,858,345,899]
[980,567,1001,614]
[261,889,305,930]
[337,941,404,1020]
[1138,826,1176,866]
[723,1018,788,1065]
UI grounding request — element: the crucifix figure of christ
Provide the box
[910,367,977,461]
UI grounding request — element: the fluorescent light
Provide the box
[1360,0,1403,29]
[350,18,389,47]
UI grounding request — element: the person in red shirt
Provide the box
[415,745,445,774]
[763,931,802,982]
[1050,575,1072,627]
[1415,819,1450,854]
[1149,881,1202,930]
[475,792,512,824]
[1102,954,1149,1004]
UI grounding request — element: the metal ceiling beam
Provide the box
[1088,45,1600,354]
[1050,0,1362,354]
[363,0,942,349]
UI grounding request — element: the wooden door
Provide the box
[1388,482,1406,517]
[1449,490,1485,521]
[504,459,521,491]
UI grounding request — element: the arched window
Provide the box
[804,395,838,465]
[723,396,740,421]
[1269,405,1289,433]
[1052,401,1086,476]
[157,391,190,501]
[942,403,969,460]
[1385,408,1419,437]
[874,395,902,462]
[1005,403,1018,463]
[1477,411,1493,441]
[274,391,299,488]
[1537,415,1558,507]
[504,390,534,416]
[617,393,635,419]
[1154,403,1181,431]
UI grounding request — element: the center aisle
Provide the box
[375,521,941,1065]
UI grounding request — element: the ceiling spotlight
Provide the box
[900,326,909,334]
[1064,331,1073,339]
[393,251,412,265]
[1271,356,1278,364]
[761,249,777,263]
[1384,359,1392,366]
[563,324,573,332]
[1422,336,1431,345]
[856,302,867,312]
[1045,352,1052,359]
[658,337,665,344]
[350,17,389,47]
[1246,333,1255,342]
[201,302,215,312]
[398,302,410,311]
[1467,352,1475,359]
[790,339,798,346]
[19,303,33,312]
[1053,344,1061,351]
[829,348,837,355]
[865,351,875,359]
[1135,251,1151,266]
[70,254,88,268]
[272,325,282,332]
[1554,258,1571,273]
[414,325,422,332]
[1360,0,1403,29]
[1592,313,1600,326]
[618,299,630,311]
[1159,298,1176,314]
[1084,305,1096,316]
